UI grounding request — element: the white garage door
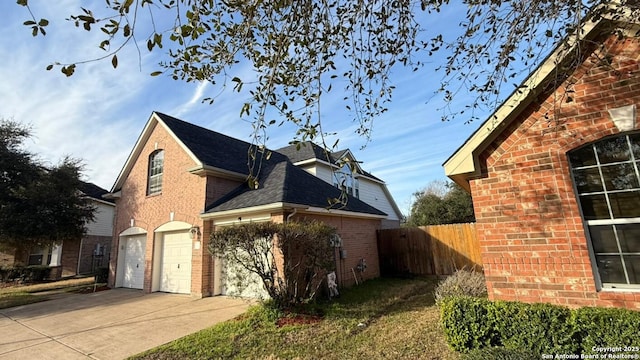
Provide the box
[160,231,192,294]
[123,235,146,289]
[221,257,270,299]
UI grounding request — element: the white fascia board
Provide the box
[200,202,308,219]
[103,190,121,200]
[188,165,246,180]
[90,198,116,207]
[443,15,604,182]
[302,207,386,219]
[293,158,320,167]
[111,112,203,192]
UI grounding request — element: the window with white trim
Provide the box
[333,163,359,198]
[568,133,640,288]
[147,150,164,195]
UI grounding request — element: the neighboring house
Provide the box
[444,13,640,309]
[0,182,114,279]
[106,112,390,298]
[276,142,403,228]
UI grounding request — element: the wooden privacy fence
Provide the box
[377,223,482,277]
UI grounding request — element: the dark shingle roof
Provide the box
[156,112,254,175]
[80,182,114,204]
[275,142,334,163]
[204,157,386,216]
[275,141,382,182]
[154,113,385,217]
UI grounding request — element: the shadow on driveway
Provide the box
[0,289,252,360]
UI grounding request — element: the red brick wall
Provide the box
[77,235,111,274]
[292,213,381,287]
[472,35,640,309]
[109,120,229,296]
[61,238,81,277]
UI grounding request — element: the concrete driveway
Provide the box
[0,289,252,360]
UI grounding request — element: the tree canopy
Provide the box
[406,180,475,226]
[17,1,640,144]
[0,120,95,253]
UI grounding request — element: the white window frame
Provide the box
[569,133,640,290]
[147,150,164,195]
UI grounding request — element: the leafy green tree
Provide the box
[209,220,336,307]
[0,120,95,255]
[407,181,475,226]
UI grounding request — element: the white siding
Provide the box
[86,201,115,237]
[300,163,400,221]
[358,178,400,221]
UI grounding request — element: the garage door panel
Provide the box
[221,258,269,299]
[123,236,145,289]
[160,232,192,294]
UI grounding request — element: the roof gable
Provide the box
[111,112,254,192]
[443,10,634,190]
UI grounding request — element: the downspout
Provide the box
[286,208,298,223]
[77,237,84,275]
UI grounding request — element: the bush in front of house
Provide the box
[440,296,640,355]
[571,306,640,355]
[434,269,487,304]
[209,220,336,308]
[0,265,51,283]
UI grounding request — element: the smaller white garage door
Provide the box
[221,257,270,299]
[160,231,192,294]
[123,236,146,289]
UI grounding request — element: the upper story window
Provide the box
[568,133,640,289]
[147,150,164,195]
[333,162,359,198]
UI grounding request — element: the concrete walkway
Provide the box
[0,289,252,360]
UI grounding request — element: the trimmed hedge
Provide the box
[441,296,640,355]
[0,265,52,283]
[462,347,540,360]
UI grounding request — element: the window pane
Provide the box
[624,256,640,284]
[573,167,603,193]
[580,194,610,220]
[589,225,619,253]
[630,133,640,158]
[601,163,639,191]
[608,191,640,218]
[617,224,640,253]
[596,136,631,164]
[596,255,627,284]
[569,145,596,167]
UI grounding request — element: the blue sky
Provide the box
[1,1,485,215]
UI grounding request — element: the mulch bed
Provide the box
[276,313,323,327]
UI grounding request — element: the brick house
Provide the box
[444,14,640,309]
[106,112,390,298]
[0,182,114,279]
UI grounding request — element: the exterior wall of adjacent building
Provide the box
[471,34,640,309]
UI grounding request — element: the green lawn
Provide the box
[131,277,459,360]
[0,277,99,309]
